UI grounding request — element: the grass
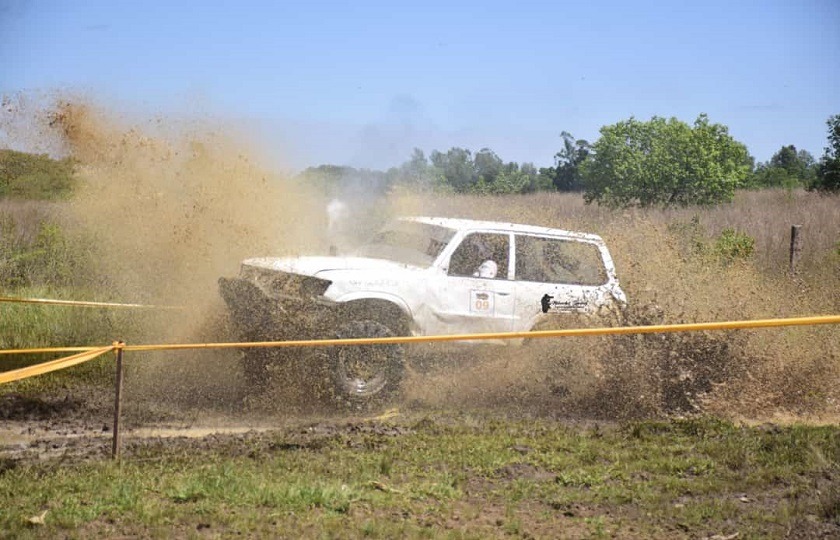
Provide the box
[0,414,838,538]
[0,285,159,391]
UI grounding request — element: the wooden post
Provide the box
[789,225,802,276]
[111,342,125,460]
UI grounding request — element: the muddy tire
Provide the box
[328,319,405,409]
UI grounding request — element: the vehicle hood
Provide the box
[242,256,421,277]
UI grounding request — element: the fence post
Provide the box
[111,342,125,460]
[789,225,802,276]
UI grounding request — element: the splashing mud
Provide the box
[49,100,323,313]
[10,97,338,406]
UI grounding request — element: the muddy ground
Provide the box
[1,339,838,468]
[0,387,407,468]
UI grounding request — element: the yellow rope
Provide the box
[0,296,184,309]
[1,315,837,384]
[0,346,115,385]
[0,346,99,356]
[120,314,840,353]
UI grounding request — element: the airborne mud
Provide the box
[1,96,839,465]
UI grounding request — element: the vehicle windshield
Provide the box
[356,221,455,267]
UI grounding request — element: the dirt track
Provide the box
[0,387,384,465]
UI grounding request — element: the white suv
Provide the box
[220,217,626,405]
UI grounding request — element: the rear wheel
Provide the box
[328,319,405,408]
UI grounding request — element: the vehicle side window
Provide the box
[515,235,607,285]
[448,233,509,279]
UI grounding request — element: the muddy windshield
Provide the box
[356,221,455,267]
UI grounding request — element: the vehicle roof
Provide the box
[401,216,605,243]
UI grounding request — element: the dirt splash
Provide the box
[49,100,325,318]
[27,98,343,406]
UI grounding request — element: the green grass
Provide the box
[0,415,837,538]
[0,286,168,394]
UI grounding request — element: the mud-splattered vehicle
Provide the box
[219,217,626,406]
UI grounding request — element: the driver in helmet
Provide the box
[472,237,499,279]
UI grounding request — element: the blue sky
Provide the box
[1,0,839,170]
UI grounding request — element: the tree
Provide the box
[810,114,840,193]
[539,131,591,191]
[471,161,545,194]
[387,148,435,189]
[391,146,551,194]
[0,149,76,199]
[749,145,816,189]
[430,147,476,192]
[770,144,799,171]
[473,148,504,187]
[581,114,751,208]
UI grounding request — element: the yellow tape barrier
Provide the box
[0,346,115,385]
[1,315,837,385]
[0,346,99,356]
[120,314,840,353]
[0,296,183,310]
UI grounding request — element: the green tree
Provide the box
[430,147,476,192]
[473,148,503,187]
[387,148,434,188]
[518,162,552,193]
[0,149,76,199]
[471,161,545,194]
[539,131,591,191]
[810,114,840,193]
[750,145,816,189]
[581,114,751,208]
[391,146,551,194]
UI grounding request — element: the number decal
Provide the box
[475,298,490,311]
[470,290,495,314]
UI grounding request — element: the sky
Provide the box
[1,0,839,171]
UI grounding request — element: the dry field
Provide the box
[1,100,839,538]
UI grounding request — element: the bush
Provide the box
[667,218,755,264]
[713,228,755,263]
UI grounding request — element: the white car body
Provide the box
[238,217,626,342]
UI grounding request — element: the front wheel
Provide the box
[328,319,405,408]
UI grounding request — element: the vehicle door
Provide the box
[423,231,515,336]
[512,234,609,331]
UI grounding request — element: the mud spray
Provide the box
[2,96,337,417]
